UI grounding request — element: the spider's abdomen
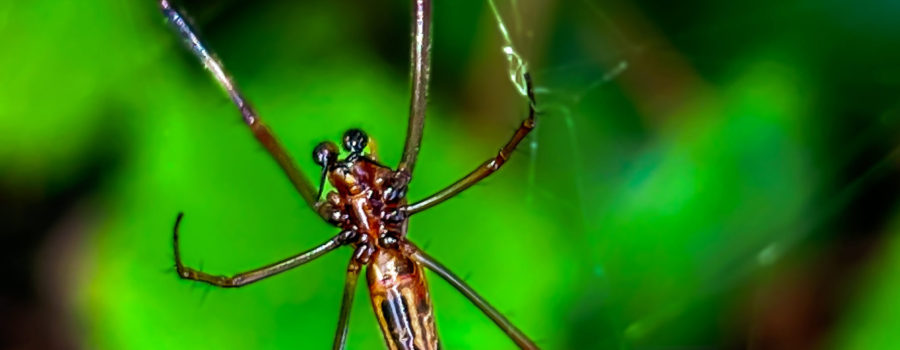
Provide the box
[367,248,439,350]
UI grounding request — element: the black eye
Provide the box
[313,141,339,167]
[342,129,368,153]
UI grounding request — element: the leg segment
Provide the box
[405,74,536,215]
[172,213,348,287]
[397,0,433,175]
[160,1,324,215]
[407,244,538,350]
[332,259,362,350]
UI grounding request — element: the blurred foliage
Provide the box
[2,0,900,349]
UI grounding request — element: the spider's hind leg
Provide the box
[408,243,538,349]
[332,259,362,350]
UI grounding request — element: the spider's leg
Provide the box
[397,0,433,176]
[332,259,362,350]
[407,243,539,350]
[160,1,330,219]
[404,74,537,215]
[172,213,350,287]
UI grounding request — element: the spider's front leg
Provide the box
[397,0,433,176]
[404,73,538,215]
[161,1,328,221]
[172,213,354,288]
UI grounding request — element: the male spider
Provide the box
[162,1,539,349]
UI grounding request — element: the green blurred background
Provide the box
[3,0,900,349]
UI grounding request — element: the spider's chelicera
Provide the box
[162,0,539,349]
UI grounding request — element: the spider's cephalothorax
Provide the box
[314,130,439,350]
[313,129,411,263]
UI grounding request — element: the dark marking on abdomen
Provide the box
[381,292,418,350]
[368,249,440,350]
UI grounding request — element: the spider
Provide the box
[162,1,539,349]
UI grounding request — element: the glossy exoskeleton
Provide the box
[162,1,539,349]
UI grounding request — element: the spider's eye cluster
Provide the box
[313,141,339,167]
[342,129,368,154]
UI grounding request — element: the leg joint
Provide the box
[523,117,535,129]
[487,156,505,171]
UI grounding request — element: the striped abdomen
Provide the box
[367,248,439,350]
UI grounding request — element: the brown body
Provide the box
[163,1,538,347]
[368,248,439,350]
[324,156,440,350]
